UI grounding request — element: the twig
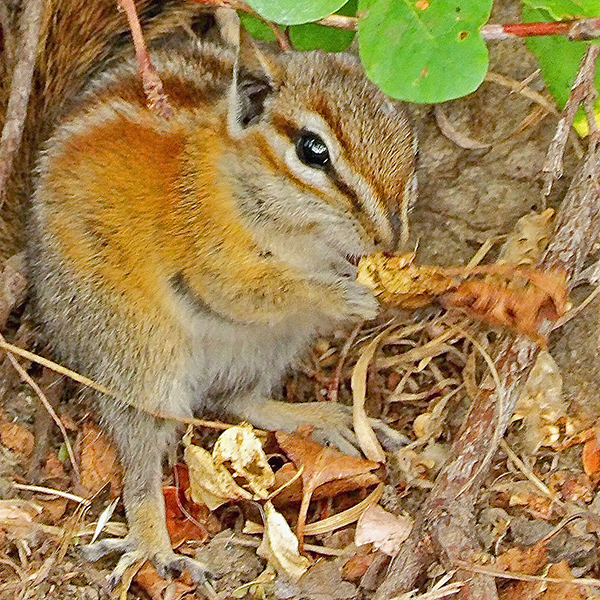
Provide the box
[434,105,491,150]
[317,16,600,42]
[374,42,600,600]
[0,337,111,395]
[0,0,45,204]
[0,333,79,478]
[117,0,173,119]
[500,440,560,502]
[0,1,15,70]
[265,20,290,51]
[12,483,90,506]
[481,18,600,41]
[316,14,358,30]
[453,561,600,589]
[542,45,599,195]
[484,72,558,116]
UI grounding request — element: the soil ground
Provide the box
[1,2,599,599]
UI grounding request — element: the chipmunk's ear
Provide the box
[216,8,283,134]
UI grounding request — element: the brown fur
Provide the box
[0,0,212,258]
[19,1,416,587]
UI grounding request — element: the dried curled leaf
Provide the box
[355,504,412,556]
[357,253,457,308]
[257,501,310,582]
[183,425,275,509]
[358,253,568,344]
[500,208,555,266]
[275,431,380,544]
[183,431,252,510]
[212,423,275,499]
[442,267,568,344]
[514,351,566,453]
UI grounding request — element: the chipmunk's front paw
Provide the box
[81,535,211,589]
[238,399,406,457]
[340,278,379,320]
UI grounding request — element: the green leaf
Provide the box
[358,0,492,103]
[245,0,348,25]
[288,0,356,51]
[524,6,599,109]
[239,12,277,42]
[521,0,600,20]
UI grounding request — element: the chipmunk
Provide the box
[20,0,417,588]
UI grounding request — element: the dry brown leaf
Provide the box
[38,497,68,522]
[496,540,548,575]
[43,451,67,480]
[539,561,588,600]
[78,420,121,497]
[442,267,567,344]
[271,462,379,505]
[133,561,194,600]
[358,253,568,343]
[355,504,412,556]
[257,500,310,582]
[351,329,388,462]
[212,423,275,498]
[503,578,545,600]
[183,432,252,510]
[0,417,34,456]
[514,351,566,453]
[582,435,600,480]
[498,541,549,600]
[342,549,375,581]
[0,499,41,524]
[275,431,380,544]
[357,253,457,308]
[0,500,45,543]
[500,209,555,266]
[163,485,212,549]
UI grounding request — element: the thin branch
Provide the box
[117,0,173,119]
[316,14,358,30]
[13,483,90,506]
[542,45,599,195]
[1,333,79,478]
[0,0,45,203]
[482,18,600,41]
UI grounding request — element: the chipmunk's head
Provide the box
[223,35,417,269]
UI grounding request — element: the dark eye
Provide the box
[296,132,330,169]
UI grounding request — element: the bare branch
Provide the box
[0,0,45,204]
[117,0,173,119]
[542,45,599,195]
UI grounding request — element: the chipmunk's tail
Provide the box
[0,0,211,259]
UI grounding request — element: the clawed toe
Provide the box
[80,537,134,562]
[312,427,360,456]
[159,555,212,584]
[368,417,408,451]
[81,536,211,590]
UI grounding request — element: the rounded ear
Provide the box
[216,9,283,135]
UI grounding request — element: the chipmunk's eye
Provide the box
[296,132,330,169]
